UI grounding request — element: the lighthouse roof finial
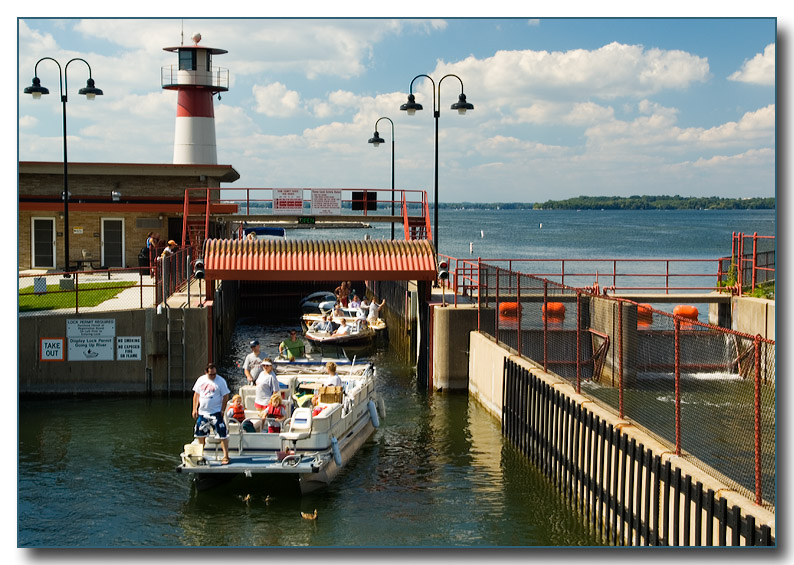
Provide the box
[191,32,202,45]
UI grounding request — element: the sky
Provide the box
[15,13,779,203]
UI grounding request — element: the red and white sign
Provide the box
[40,338,64,362]
[311,189,342,215]
[273,189,304,215]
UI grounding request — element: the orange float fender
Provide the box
[637,303,653,324]
[498,302,522,317]
[673,304,698,321]
[542,302,566,317]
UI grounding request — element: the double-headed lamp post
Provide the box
[367,117,395,240]
[400,73,473,254]
[24,57,103,272]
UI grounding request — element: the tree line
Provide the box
[531,195,775,210]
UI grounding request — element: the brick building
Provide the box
[19,161,239,271]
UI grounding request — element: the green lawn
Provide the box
[19,280,138,312]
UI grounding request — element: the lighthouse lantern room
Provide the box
[162,33,229,165]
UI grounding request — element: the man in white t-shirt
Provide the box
[368,298,386,323]
[243,340,263,384]
[191,363,231,464]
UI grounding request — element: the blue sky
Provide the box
[16,14,778,202]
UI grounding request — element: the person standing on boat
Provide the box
[349,294,361,309]
[279,330,305,361]
[191,363,231,465]
[254,359,280,410]
[243,340,263,384]
[367,298,386,323]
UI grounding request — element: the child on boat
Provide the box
[262,392,286,433]
[226,394,246,423]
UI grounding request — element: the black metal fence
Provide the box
[503,358,774,546]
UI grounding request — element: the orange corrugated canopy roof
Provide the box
[202,238,437,281]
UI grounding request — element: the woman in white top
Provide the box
[254,358,280,410]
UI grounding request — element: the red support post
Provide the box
[752,232,758,292]
[516,272,522,358]
[543,280,548,373]
[618,300,624,419]
[674,317,682,456]
[495,267,500,345]
[576,291,581,394]
[754,334,762,505]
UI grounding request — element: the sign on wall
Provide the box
[311,189,342,215]
[40,338,64,362]
[67,318,115,361]
[116,336,142,360]
[273,189,304,215]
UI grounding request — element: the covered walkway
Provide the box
[201,238,438,281]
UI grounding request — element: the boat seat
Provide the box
[280,407,313,442]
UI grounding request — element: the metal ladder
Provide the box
[167,305,187,395]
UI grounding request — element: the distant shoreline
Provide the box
[437,196,775,211]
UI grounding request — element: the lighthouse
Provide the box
[162,33,229,165]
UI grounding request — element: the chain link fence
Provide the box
[477,263,776,510]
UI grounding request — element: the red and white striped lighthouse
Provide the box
[162,33,229,165]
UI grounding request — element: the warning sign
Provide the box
[273,189,304,215]
[40,338,64,362]
[117,336,142,360]
[311,189,342,215]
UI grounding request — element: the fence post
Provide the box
[517,271,522,357]
[754,334,762,505]
[495,267,501,345]
[576,290,581,394]
[477,258,481,332]
[737,233,744,296]
[543,279,548,373]
[752,232,758,292]
[618,299,624,419]
[74,271,80,314]
[674,317,681,456]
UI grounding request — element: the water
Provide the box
[17,209,775,547]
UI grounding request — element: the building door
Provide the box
[101,218,125,268]
[31,217,56,269]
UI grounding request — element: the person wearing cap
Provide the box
[242,340,263,384]
[191,363,231,465]
[254,358,280,410]
[279,330,305,361]
[160,239,178,258]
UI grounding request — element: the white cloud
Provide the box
[252,82,303,117]
[728,43,775,86]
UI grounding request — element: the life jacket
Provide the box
[227,403,245,422]
[266,404,284,432]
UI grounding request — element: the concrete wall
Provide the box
[467,331,775,544]
[732,296,775,341]
[432,305,480,391]
[19,307,209,396]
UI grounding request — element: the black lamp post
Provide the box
[400,74,473,254]
[368,116,395,240]
[24,57,103,272]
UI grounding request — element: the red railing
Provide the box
[728,232,776,296]
[438,255,734,306]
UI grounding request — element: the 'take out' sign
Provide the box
[40,338,64,361]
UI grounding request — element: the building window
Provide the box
[179,50,196,71]
[205,51,212,71]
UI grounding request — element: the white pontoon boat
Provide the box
[177,359,384,494]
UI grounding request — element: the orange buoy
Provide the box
[637,303,653,327]
[673,304,698,321]
[499,302,522,318]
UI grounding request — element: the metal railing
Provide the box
[160,65,229,90]
[722,232,776,295]
[19,267,157,315]
[477,262,775,509]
